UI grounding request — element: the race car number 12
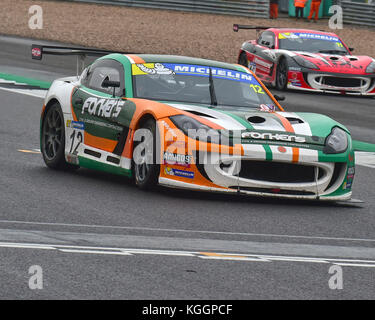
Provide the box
[69,130,83,155]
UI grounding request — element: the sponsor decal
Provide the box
[136,63,175,75]
[66,120,85,130]
[248,61,257,72]
[81,97,124,118]
[31,47,42,58]
[80,118,122,131]
[241,132,306,143]
[290,80,302,87]
[254,58,273,69]
[278,146,287,153]
[165,167,195,179]
[259,104,276,112]
[344,167,355,189]
[279,32,340,43]
[289,66,302,71]
[133,63,260,85]
[163,152,193,166]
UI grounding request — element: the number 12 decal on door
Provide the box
[66,120,85,156]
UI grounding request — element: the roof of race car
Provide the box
[124,54,245,71]
[267,28,339,37]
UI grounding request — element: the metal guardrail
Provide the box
[341,1,375,27]
[68,0,270,18]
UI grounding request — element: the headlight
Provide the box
[170,115,225,144]
[292,56,318,69]
[365,61,375,73]
[324,127,348,154]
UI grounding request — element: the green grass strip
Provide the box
[0,73,52,89]
[352,140,375,152]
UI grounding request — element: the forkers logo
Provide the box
[242,132,306,143]
[81,97,124,118]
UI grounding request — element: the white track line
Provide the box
[0,85,46,99]
[1,219,375,243]
[355,152,375,169]
[0,240,375,268]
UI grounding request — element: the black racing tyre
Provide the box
[133,118,160,190]
[239,52,248,68]
[41,103,78,171]
[275,58,288,90]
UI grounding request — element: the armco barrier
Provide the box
[66,0,270,18]
[341,1,375,27]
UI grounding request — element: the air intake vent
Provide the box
[184,110,216,118]
[286,117,304,124]
[247,116,266,124]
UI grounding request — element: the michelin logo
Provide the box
[165,167,195,179]
[171,64,254,82]
[137,63,175,75]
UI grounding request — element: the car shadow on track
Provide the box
[39,166,363,210]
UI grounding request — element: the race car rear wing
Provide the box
[233,24,272,32]
[31,44,131,77]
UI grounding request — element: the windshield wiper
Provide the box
[318,49,347,55]
[209,68,217,107]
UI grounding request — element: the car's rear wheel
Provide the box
[41,103,78,170]
[239,52,248,68]
[276,58,288,90]
[133,118,160,189]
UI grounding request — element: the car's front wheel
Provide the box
[276,58,288,90]
[133,118,160,189]
[41,103,78,170]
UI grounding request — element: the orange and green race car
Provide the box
[37,48,363,201]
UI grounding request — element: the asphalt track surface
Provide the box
[1,35,375,300]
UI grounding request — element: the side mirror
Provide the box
[349,47,355,52]
[274,94,285,101]
[102,79,120,89]
[102,79,121,97]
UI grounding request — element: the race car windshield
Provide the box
[278,32,348,55]
[132,63,276,109]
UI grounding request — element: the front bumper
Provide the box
[287,71,375,96]
[159,147,353,201]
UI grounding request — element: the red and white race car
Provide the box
[234,25,375,96]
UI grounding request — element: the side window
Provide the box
[258,32,275,49]
[81,59,125,96]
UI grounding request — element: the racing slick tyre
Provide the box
[133,118,160,190]
[276,58,288,90]
[239,52,248,68]
[41,103,79,171]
